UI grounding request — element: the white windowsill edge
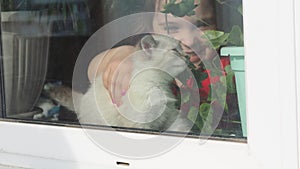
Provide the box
[0,121,257,169]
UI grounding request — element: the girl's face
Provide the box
[152,0,216,64]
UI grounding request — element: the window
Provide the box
[0,0,298,168]
[0,0,246,140]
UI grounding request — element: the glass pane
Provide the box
[0,0,245,139]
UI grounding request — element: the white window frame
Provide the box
[296,0,300,167]
[0,0,299,168]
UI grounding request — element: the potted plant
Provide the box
[162,0,246,137]
[220,46,245,136]
[1,0,91,35]
[0,0,90,116]
[0,0,50,116]
[30,0,91,36]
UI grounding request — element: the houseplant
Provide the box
[0,0,51,116]
[162,0,245,136]
[221,46,246,136]
[0,0,90,116]
[0,0,91,35]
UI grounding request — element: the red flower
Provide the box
[200,76,210,99]
[220,57,230,69]
[182,57,232,102]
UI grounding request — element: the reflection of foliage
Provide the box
[204,30,229,49]
[0,0,91,35]
[36,0,91,35]
[163,0,244,49]
[180,51,241,135]
[162,0,198,17]
[227,25,243,46]
[176,54,231,134]
[237,4,243,15]
[0,0,29,11]
[104,0,148,20]
[204,25,243,49]
[162,0,243,135]
[216,0,243,15]
[113,0,147,14]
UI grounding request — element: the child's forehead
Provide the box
[153,13,195,26]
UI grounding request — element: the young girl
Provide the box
[88,0,220,105]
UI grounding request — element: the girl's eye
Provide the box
[164,26,179,33]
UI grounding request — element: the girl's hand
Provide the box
[88,45,136,106]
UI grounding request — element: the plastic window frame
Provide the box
[0,0,298,168]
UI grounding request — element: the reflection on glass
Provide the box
[0,0,245,139]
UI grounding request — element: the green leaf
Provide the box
[199,103,210,119]
[187,106,199,122]
[213,129,224,135]
[224,65,236,93]
[211,77,227,104]
[203,30,229,49]
[199,103,214,133]
[210,34,229,49]
[162,0,197,17]
[227,25,244,46]
[191,69,208,88]
[219,75,226,84]
[188,106,203,129]
[182,92,191,103]
[203,30,225,40]
[201,112,213,133]
[237,5,243,15]
[224,64,232,73]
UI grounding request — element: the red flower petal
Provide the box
[220,57,230,69]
